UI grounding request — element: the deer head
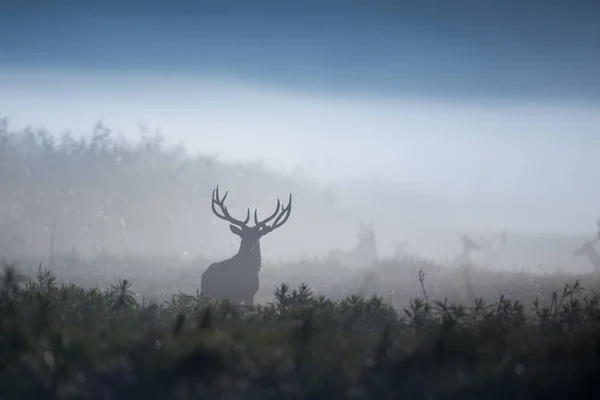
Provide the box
[211,186,292,255]
[357,221,375,243]
[394,239,410,257]
[460,234,482,253]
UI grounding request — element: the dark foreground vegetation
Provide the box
[2,264,600,399]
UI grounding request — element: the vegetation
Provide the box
[1,262,600,399]
[0,117,344,258]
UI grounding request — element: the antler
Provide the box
[211,186,251,228]
[254,194,292,233]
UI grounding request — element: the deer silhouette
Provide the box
[200,186,292,306]
[499,229,507,251]
[326,221,378,269]
[456,234,482,265]
[478,237,495,266]
[393,239,410,260]
[573,239,600,274]
[455,234,482,303]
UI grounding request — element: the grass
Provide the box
[1,262,600,399]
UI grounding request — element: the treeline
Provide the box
[0,117,348,259]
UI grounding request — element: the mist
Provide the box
[1,70,599,271]
[1,0,600,275]
[2,69,600,227]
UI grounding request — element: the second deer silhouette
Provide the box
[573,239,600,274]
[456,234,482,265]
[393,239,410,260]
[200,186,292,306]
[499,229,507,251]
[326,221,378,269]
[456,234,482,304]
[478,237,495,266]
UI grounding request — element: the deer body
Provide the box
[455,234,481,303]
[478,237,495,267]
[326,222,378,269]
[455,234,482,265]
[573,239,600,274]
[393,239,410,260]
[499,230,507,251]
[201,241,261,306]
[327,243,377,269]
[200,186,292,306]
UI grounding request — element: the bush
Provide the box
[1,263,600,399]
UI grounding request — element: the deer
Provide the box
[326,221,378,269]
[476,236,496,268]
[393,239,410,260]
[455,234,482,303]
[455,234,482,266]
[499,229,507,251]
[200,186,292,306]
[573,239,600,274]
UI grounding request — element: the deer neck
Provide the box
[357,240,372,251]
[236,239,262,267]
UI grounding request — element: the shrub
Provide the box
[1,263,600,399]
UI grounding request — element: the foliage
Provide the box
[0,117,342,257]
[1,263,600,399]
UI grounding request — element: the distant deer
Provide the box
[573,239,600,274]
[200,186,292,306]
[393,239,410,260]
[499,229,507,251]
[479,237,494,266]
[456,234,482,265]
[456,234,482,303]
[326,221,378,269]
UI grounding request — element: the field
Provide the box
[9,250,600,308]
[2,257,600,399]
[2,120,600,398]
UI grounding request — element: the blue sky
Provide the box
[1,0,599,233]
[2,1,599,101]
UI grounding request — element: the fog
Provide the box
[1,1,600,279]
[1,69,599,273]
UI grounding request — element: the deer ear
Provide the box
[230,225,243,236]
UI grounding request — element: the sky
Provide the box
[1,0,600,234]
